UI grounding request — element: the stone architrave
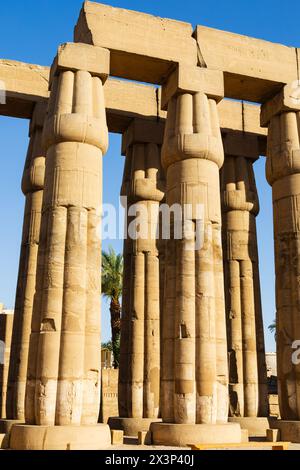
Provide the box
[220,132,269,436]
[110,119,165,436]
[3,102,46,430]
[9,43,111,450]
[151,66,241,447]
[260,83,300,442]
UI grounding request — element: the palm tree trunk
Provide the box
[110,298,121,368]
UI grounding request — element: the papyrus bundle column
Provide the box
[221,132,268,418]
[160,67,229,424]
[24,43,110,426]
[6,102,46,421]
[261,84,300,420]
[0,310,14,419]
[119,119,165,419]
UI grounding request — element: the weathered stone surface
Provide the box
[228,417,274,437]
[110,429,123,445]
[100,369,118,424]
[222,131,265,159]
[261,81,300,127]
[0,60,266,147]
[269,394,280,418]
[6,102,46,423]
[119,119,164,422]
[271,420,300,443]
[4,1,300,450]
[0,60,48,118]
[74,1,197,84]
[160,70,228,426]
[21,45,109,441]
[161,67,224,110]
[105,79,166,133]
[262,84,300,421]
[195,26,299,102]
[219,99,267,138]
[221,142,268,419]
[0,309,14,419]
[151,422,242,447]
[50,42,110,85]
[266,428,280,442]
[10,424,111,450]
[108,417,161,437]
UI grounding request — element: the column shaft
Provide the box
[221,153,268,417]
[161,70,227,425]
[0,311,14,419]
[24,44,109,426]
[261,90,300,419]
[119,125,164,420]
[6,102,46,421]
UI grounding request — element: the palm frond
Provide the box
[101,246,123,301]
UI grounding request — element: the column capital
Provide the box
[222,131,262,161]
[161,66,224,110]
[121,118,165,155]
[49,43,110,86]
[260,81,300,127]
[221,155,259,215]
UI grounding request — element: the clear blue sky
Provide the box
[1,0,299,351]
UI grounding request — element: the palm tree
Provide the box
[101,247,123,368]
[268,318,277,341]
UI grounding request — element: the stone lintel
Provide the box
[260,82,300,127]
[0,60,49,119]
[74,3,300,103]
[50,43,110,86]
[161,67,224,110]
[222,130,265,159]
[121,118,165,155]
[74,1,197,85]
[104,79,166,133]
[0,61,266,143]
[194,25,299,103]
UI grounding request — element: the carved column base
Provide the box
[150,422,242,447]
[108,416,162,437]
[9,424,111,450]
[0,418,23,434]
[228,416,277,437]
[270,420,300,443]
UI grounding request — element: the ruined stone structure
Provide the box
[0,0,300,449]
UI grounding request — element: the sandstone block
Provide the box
[74,1,197,84]
[50,43,110,85]
[100,369,118,424]
[267,428,280,442]
[261,82,300,127]
[194,25,298,102]
[138,430,152,445]
[111,429,123,445]
[162,67,224,110]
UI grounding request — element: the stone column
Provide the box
[0,103,47,434]
[221,131,269,437]
[260,83,300,442]
[151,67,241,447]
[10,43,111,450]
[110,119,165,437]
[0,309,14,420]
